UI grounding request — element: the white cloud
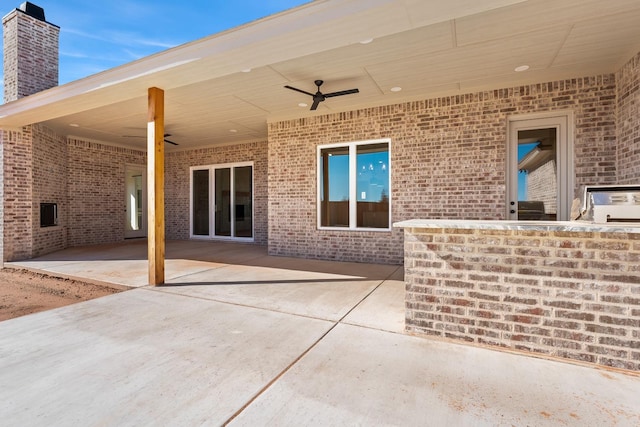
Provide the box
[134,38,178,49]
[60,50,91,59]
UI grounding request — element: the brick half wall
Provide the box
[404,226,640,371]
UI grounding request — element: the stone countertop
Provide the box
[393,219,640,234]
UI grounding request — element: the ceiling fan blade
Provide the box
[284,85,315,97]
[164,138,179,146]
[123,132,174,139]
[310,98,322,110]
[324,88,359,98]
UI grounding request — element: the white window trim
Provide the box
[189,161,254,242]
[317,138,392,231]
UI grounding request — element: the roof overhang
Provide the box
[1,0,639,150]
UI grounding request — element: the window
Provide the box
[318,139,390,230]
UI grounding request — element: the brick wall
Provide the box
[166,141,268,244]
[2,8,58,102]
[2,126,33,260]
[268,75,617,264]
[616,51,640,184]
[32,124,67,257]
[404,226,640,371]
[66,138,146,247]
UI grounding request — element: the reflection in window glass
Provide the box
[192,169,209,235]
[215,168,231,236]
[516,128,558,221]
[234,166,253,237]
[320,146,350,227]
[356,143,389,228]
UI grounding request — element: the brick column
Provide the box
[1,3,59,261]
[3,2,59,102]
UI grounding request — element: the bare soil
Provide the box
[0,268,127,321]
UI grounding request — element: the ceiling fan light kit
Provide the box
[284,79,359,110]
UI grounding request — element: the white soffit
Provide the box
[0,0,526,127]
[1,0,640,150]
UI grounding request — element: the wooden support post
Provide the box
[147,87,165,285]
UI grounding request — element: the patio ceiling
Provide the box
[1,0,640,151]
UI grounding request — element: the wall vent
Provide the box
[40,203,58,227]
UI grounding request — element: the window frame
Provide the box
[317,138,392,231]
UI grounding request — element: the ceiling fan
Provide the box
[122,133,178,146]
[284,79,359,110]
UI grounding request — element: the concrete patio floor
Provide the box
[1,240,639,426]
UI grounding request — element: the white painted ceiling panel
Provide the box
[552,10,640,68]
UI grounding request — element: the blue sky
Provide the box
[1,0,309,92]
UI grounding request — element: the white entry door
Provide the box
[124,165,147,238]
[507,113,573,221]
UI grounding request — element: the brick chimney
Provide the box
[3,2,59,103]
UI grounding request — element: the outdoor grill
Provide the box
[582,185,640,223]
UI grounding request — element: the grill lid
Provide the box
[581,185,640,223]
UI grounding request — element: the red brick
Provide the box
[553,330,594,342]
[598,337,640,349]
[555,310,595,321]
[543,319,581,330]
[600,316,640,327]
[504,296,537,305]
[544,300,582,310]
[505,314,540,325]
[585,324,628,336]
[541,338,583,350]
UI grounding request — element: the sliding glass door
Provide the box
[191,162,253,241]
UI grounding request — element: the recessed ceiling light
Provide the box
[359,38,373,45]
[298,102,308,107]
[514,65,530,72]
[241,68,251,73]
[229,129,238,133]
[69,123,80,127]
[390,86,402,92]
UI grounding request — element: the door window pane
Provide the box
[234,166,253,238]
[320,146,350,227]
[516,128,557,221]
[356,143,389,228]
[215,168,231,236]
[192,169,210,235]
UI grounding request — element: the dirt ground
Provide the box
[0,268,127,321]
